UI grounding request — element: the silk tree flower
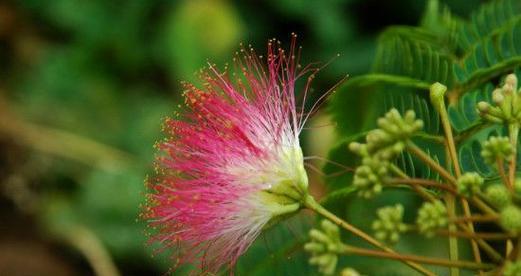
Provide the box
[144,34,322,273]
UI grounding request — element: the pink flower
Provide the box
[144,34,319,274]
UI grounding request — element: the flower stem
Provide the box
[435,230,515,240]
[450,214,499,223]
[303,195,435,276]
[454,222,504,263]
[65,225,121,276]
[445,194,460,276]
[406,142,456,184]
[340,244,494,270]
[407,140,460,276]
[459,196,482,270]
[389,164,436,202]
[388,178,457,194]
[471,196,498,217]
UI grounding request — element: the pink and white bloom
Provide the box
[145,34,319,273]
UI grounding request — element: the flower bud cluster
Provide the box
[485,184,511,209]
[456,172,484,196]
[372,204,408,244]
[351,109,423,160]
[416,200,448,237]
[484,184,521,233]
[304,220,342,275]
[481,136,513,165]
[478,74,521,124]
[352,156,390,198]
[500,205,521,234]
[349,109,423,198]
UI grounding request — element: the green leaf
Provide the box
[448,83,494,132]
[373,26,456,87]
[457,127,499,178]
[457,0,521,51]
[236,214,314,275]
[322,133,366,192]
[456,18,521,86]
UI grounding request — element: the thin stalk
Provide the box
[450,215,499,223]
[303,195,435,276]
[436,230,515,240]
[406,142,457,184]
[340,245,494,270]
[389,164,436,202]
[445,194,460,276]
[454,222,504,263]
[454,122,493,144]
[388,178,457,194]
[459,197,481,270]
[433,83,480,274]
[440,117,462,179]
[65,225,121,276]
[389,164,409,178]
[471,196,499,217]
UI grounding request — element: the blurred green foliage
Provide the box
[0,0,491,275]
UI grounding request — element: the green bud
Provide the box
[372,204,408,244]
[305,220,342,275]
[477,101,507,121]
[349,142,367,157]
[485,184,511,209]
[340,268,361,276]
[429,82,447,115]
[309,254,333,266]
[492,88,505,105]
[477,101,490,113]
[477,73,521,123]
[456,172,484,196]
[481,136,513,165]
[310,229,331,244]
[321,256,338,276]
[321,220,338,237]
[505,74,518,91]
[360,109,423,160]
[504,261,521,276]
[500,205,521,234]
[353,157,390,198]
[304,242,325,252]
[416,200,448,238]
